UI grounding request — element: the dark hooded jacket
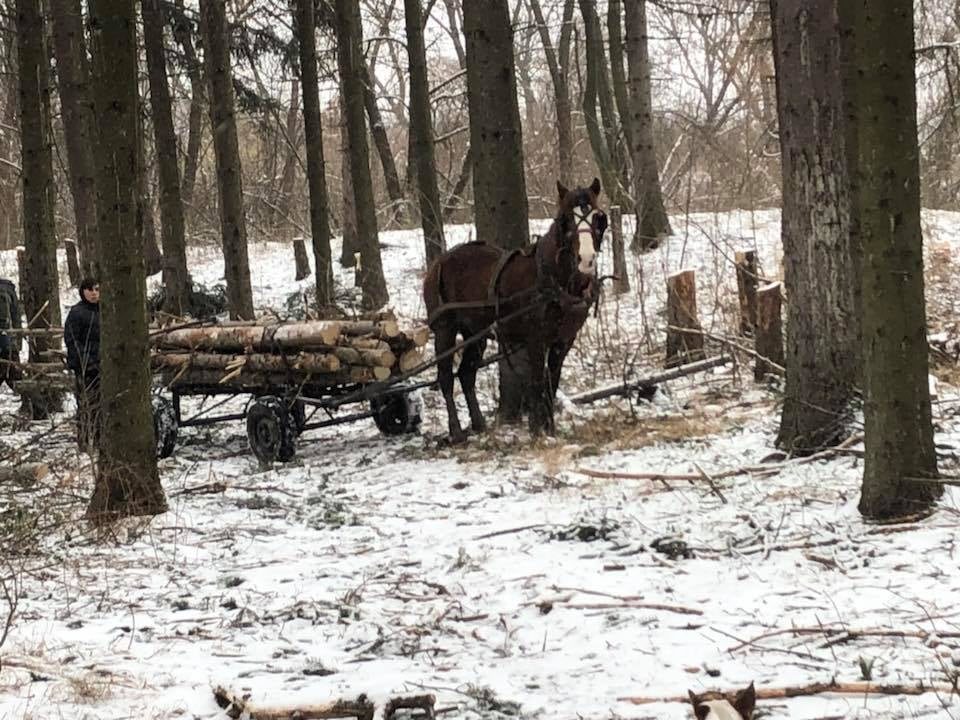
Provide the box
[0,278,20,355]
[64,287,100,373]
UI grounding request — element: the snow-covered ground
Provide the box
[2,208,960,719]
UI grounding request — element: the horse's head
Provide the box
[556,177,607,277]
[688,683,756,720]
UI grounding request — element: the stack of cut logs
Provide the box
[150,317,430,390]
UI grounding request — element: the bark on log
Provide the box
[755,282,785,381]
[294,237,311,281]
[152,351,342,374]
[570,355,729,404]
[384,695,436,720]
[665,269,705,368]
[735,249,758,336]
[13,377,74,393]
[213,686,375,720]
[0,463,49,485]
[399,348,423,372]
[161,364,391,389]
[154,325,267,351]
[64,239,81,287]
[610,205,630,294]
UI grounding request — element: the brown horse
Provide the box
[423,178,607,443]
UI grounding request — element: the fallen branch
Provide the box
[384,694,436,719]
[727,625,960,654]
[0,463,49,486]
[569,355,730,405]
[619,680,958,705]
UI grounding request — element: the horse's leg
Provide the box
[458,336,487,433]
[548,342,571,403]
[435,324,467,443]
[526,341,554,436]
[497,348,527,425]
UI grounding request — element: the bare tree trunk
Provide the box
[850,0,941,519]
[17,0,62,419]
[0,44,20,251]
[49,0,98,274]
[335,0,389,309]
[138,122,163,277]
[338,99,358,268]
[200,0,255,319]
[171,0,203,223]
[85,0,166,520]
[274,78,301,231]
[404,0,445,265]
[624,0,672,248]
[770,0,859,454]
[295,0,335,307]
[462,0,529,251]
[362,63,405,226]
[529,0,575,184]
[142,0,190,315]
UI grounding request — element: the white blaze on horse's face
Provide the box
[577,209,598,274]
[696,700,745,720]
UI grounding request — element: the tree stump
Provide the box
[65,239,81,287]
[755,281,785,381]
[610,205,630,294]
[293,237,311,280]
[665,269,705,368]
[734,249,758,335]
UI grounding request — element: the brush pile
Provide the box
[150,315,429,391]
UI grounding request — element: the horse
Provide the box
[688,683,756,720]
[423,178,607,443]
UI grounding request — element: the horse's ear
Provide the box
[590,177,601,196]
[733,683,756,719]
[557,180,569,203]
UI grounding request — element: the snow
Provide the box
[2,208,960,719]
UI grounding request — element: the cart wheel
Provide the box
[247,396,297,463]
[152,395,178,459]
[371,392,421,436]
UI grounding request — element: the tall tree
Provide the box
[770,0,860,454]
[335,0,389,309]
[85,0,166,520]
[528,0,575,184]
[142,0,190,315]
[170,0,204,222]
[462,0,529,251]
[624,0,672,246]
[49,0,99,274]
[362,63,405,225]
[17,0,61,347]
[403,0,445,265]
[199,0,255,319]
[294,0,335,307]
[849,0,941,519]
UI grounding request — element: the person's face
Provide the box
[83,285,100,304]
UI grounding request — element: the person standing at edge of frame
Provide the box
[64,277,101,451]
[0,276,22,391]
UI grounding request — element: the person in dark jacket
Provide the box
[64,277,101,450]
[0,277,22,391]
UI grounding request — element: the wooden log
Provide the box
[0,327,65,337]
[154,325,267,351]
[339,319,400,338]
[734,249,758,335]
[570,355,730,405]
[326,346,396,368]
[152,351,341,374]
[161,364,390,390]
[665,269,705,368]
[3,360,65,374]
[755,282,785,381]
[0,463,49,485]
[384,695,436,720]
[214,686,375,720]
[13,376,74,393]
[64,239,81,287]
[350,365,391,382]
[610,205,630,294]
[399,348,423,372]
[293,237,311,281]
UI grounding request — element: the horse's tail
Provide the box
[422,255,447,326]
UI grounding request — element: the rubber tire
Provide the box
[371,392,422,436]
[288,397,307,435]
[152,395,178,459]
[247,396,297,463]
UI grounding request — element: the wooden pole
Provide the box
[665,269,705,368]
[610,205,630,294]
[64,239,82,287]
[734,249,758,335]
[755,281,785,381]
[293,237,311,281]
